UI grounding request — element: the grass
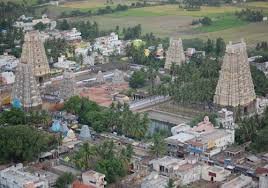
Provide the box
[108,5,242,18]
[55,2,268,45]
[183,22,268,47]
[246,1,268,9]
[59,0,138,11]
[195,14,247,32]
[2,0,37,5]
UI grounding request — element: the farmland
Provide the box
[6,0,268,45]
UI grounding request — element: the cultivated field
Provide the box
[47,1,268,45]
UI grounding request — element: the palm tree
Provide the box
[165,178,175,188]
[149,133,167,157]
[72,143,95,170]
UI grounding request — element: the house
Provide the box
[259,173,268,188]
[53,55,77,70]
[149,156,201,186]
[221,174,254,188]
[93,32,124,56]
[82,170,107,188]
[216,108,236,129]
[201,165,231,182]
[141,172,179,188]
[0,164,49,188]
[256,97,268,115]
[0,53,18,70]
[62,28,82,42]
[14,14,55,31]
[166,116,235,158]
[0,72,15,84]
[72,180,95,188]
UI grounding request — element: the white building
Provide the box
[53,55,77,70]
[62,28,82,42]
[0,53,19,70]
[141,172,170,188]
[14,14,55,31]
[0,72,15,84]
[202,165,231,182]
[256,97,268,115]
[94,32,123,56]
[82,170,107,188]
[259,174,268,188]
[166,116,235,158]
[221,174,254,188]
[0,164,49,188]
[216,108,236,129]
[149,156,201,186]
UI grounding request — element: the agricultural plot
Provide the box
[60,0,139,10]
[52,1,268,45]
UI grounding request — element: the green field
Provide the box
[2,0,37,5]
[47,1,268,45]
[195,14,248,32]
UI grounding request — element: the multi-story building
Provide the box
[62,28,82,42]
[94,33,124,56]
[0,164,49,188]
[82,170,107,188]
[221,174,254,188]
[216,108,236,129]
[149,156,201,186]
[201,165,231,182]
[166,116,235,158]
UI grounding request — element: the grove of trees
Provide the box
[0,125,57,164]
[236,108,268,152]
[64,96,149,139]
[73,141,133,184]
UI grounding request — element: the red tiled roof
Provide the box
[255,167,268,175]
[72,180,96,188]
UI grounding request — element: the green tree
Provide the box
[215,37,226,57]
[129,70,146,88]
[165,178,175,188]
[0,108,26,125]
[73,143,96,170]
[149,133,167,157]
[33,22,47,31]
[0,125,57,163]
[250,65,268,96]
[55,173,75,188]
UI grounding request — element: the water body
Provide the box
[148,119,176,136]
[146,110,192,135]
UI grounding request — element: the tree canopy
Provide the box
[64,97,149,139]
[0,125,57,164]
[73,141,132,184]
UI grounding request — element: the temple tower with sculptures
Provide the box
[214,39,256,113]
[11,60,42,109]
[164,38,186,70]
[21,30,50,83]
[60,70,76,100]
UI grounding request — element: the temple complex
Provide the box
[164,38,186,70]
[214,40,256,110]
[11,61,42,109]
[60,70,76,100]
[21,31,50,82]
[112,69,124,84]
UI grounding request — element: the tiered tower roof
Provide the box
[11,61,42,108]
[112,69,124,84]
[164,38,186,70]
[60,70,76,100]
[214,40,256,107]
[21,31,50,78]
